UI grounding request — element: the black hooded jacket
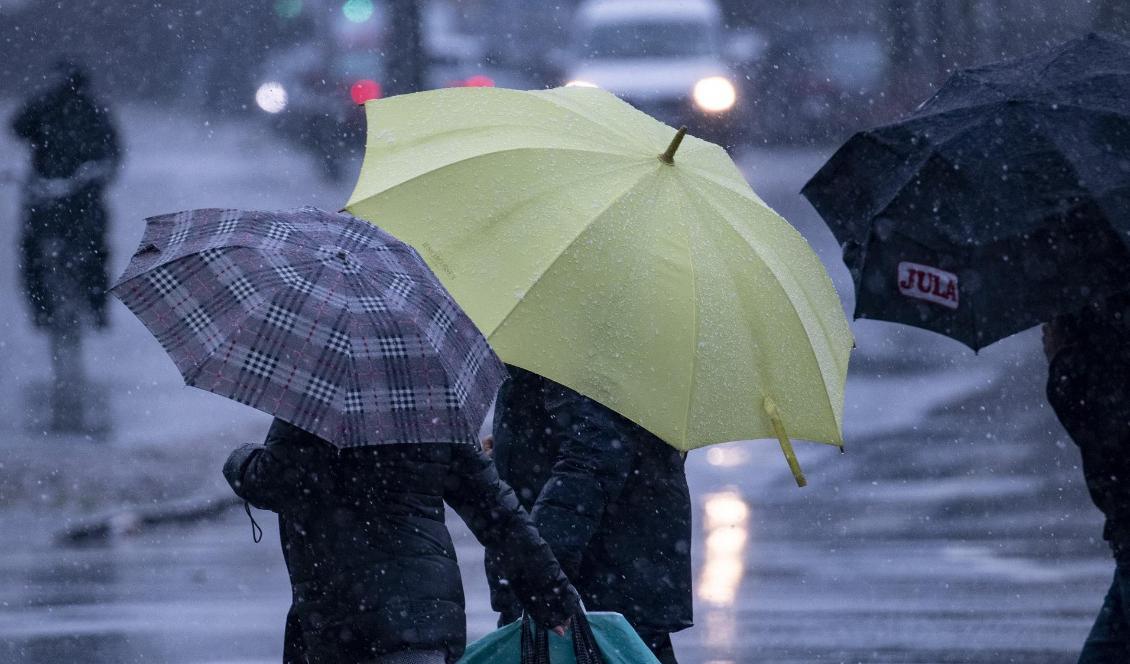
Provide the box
[224,419,579,663]
[1047,322,1130,563]
[486,367,693,635]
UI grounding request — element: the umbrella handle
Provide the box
[764,397,806,488]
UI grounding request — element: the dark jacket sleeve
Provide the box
[94,102,122,175]
[222,419,304,514]
[1048,345,1130,549]
[530,386,636,577]
[11,97,40,139]
[444,444,581,628]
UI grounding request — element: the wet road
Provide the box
[0,107,1112,663]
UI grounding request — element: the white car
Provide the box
[562,0,745,145]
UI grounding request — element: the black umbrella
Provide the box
[802,33,1130,350]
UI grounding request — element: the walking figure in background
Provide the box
[11,57,120,432]
[1044,298,1130,663]
[487,366,693,664]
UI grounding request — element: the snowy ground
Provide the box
[0,103,1112,663]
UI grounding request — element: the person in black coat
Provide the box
[1044,299,1130,663]
[11,57,120,329]
[224,418,579,664]
[485,366,693,664]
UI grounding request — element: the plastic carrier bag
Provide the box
[459,611,660,664]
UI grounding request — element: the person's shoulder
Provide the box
[12,91,49,124]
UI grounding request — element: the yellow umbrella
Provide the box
[346,86,852,486]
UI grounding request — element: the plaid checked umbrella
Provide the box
[112,207,505,447]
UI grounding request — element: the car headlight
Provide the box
[692,77,736,113]
[255,82,288,114]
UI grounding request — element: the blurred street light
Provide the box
[255,81,288,113]
[692,76,737,113]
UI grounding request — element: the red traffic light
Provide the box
[350,79,382,104]
[463,74,495,88]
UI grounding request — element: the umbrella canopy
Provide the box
[112,207,505,447]
[802,33,1130,350]
[345,86,852,483]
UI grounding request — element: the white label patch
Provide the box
[897,262,959,309]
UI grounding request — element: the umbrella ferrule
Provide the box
[658,126,688,165]
[764,396,807,488]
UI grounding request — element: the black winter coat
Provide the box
[486,367,693,635]
[224,419,579,663]
[1048,336,1130,563]
[11,77,119,328]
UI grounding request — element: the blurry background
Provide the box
[1,1,1128,662]
[4,1,1125,158]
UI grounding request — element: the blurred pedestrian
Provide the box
[1044,297,1130,663]
[12,56,120,330]
[11,56,121,431]
[224,418,578,664]
[486,366,693,664]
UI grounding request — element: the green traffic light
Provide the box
[274,0,302,19]
[342,0,374,23]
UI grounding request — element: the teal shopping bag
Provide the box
[459,612,660,664]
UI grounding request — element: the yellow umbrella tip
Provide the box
[658,126,688,165]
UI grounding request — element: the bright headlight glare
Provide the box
[256,82,288,113]
[693,76,736,112]
[565,80,599,88]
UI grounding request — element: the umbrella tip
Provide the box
[764,396,807,488]
[658,126,688,165]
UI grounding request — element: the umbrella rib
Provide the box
[367,121,645,158]
[681,205,700,451]
[527,88,660,150]
[369,87,656,154]
[1013,104,1130,193]
[685,178,845,440]
[863,121,992,240]
[854,102,1121,251]
[487,170,656,338]
[858,97,1125,223]
[350,146,644,208]
[928,96,1130,122]
[181,291,279,385]
[118,242,301,285]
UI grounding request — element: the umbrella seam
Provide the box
[367,87,656,155]
[681,193,700,452]
[866,118,993,230]
[349,146,649,209]
[527,87,664,150]
[181,292,279,386]
[857,100,1129,229]
[485,167,660,338]
[684,178,845,441]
